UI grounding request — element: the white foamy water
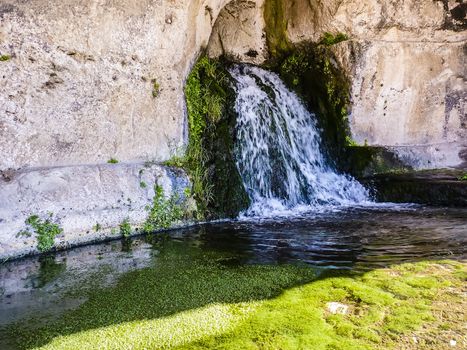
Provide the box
[229,65,370,217]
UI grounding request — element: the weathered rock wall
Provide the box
[208,0,467,168]
[0,0,237,169]
[0,163,192,260]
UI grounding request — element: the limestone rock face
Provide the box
[0,0,233,170]
[208,0,466,168]
[207,0,268,64]
[0,162,191,260]
[1,0,465,170]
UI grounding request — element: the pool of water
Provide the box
[0,205,466,347]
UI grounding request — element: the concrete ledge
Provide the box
[0,163,191,260]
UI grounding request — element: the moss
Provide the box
[320,32,350,46]
[263,0,291,60]
[139,181,147,189]
[0,54,11,61]
[18,214,63,253]
[151,79,160,98]
[183,56,249,219]
[275,44,352,166]
[107,158,119,164]
[343,146,411,178]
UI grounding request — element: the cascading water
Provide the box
[229,65,369,216]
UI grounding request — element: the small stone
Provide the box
[326,302,349,315]
[449,340,456,347]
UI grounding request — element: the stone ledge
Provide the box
[0,163,192,260]
[362,169,467,207]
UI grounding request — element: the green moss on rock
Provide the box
[183,57,250,219]
[275,44,352,166]
[263,0,291,60]
[343,146,411,178]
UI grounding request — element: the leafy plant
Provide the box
[108,158,119,164]
[163,148,187,168]
[119,218,132,237]
[278,45,352,165]
[0,55,11,61]
[458,173,467,181]
[143,185,184,232]
[93,223,102,232]
[18,214,63,252]
[140,181,147,189]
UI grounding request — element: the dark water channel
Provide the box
[0,205,466,347]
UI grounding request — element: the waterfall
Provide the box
[230,65,369,217]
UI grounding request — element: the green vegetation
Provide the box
[17,214,63,253]
[458,173,467,181]
[107,158,119,164]
[277,44,352,164]
[182,56,249,219]
[163,151,187,168]
[139,181,147,189]
[152,79,160,98]
[93,223,102,232]
[346,136,359,147]
[320,32,350,46]
[6,257,465,350]
[0,54,11,61]
[142,185,184,232]
[119,218,132,237]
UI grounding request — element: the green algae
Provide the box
[5,257,464,350]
